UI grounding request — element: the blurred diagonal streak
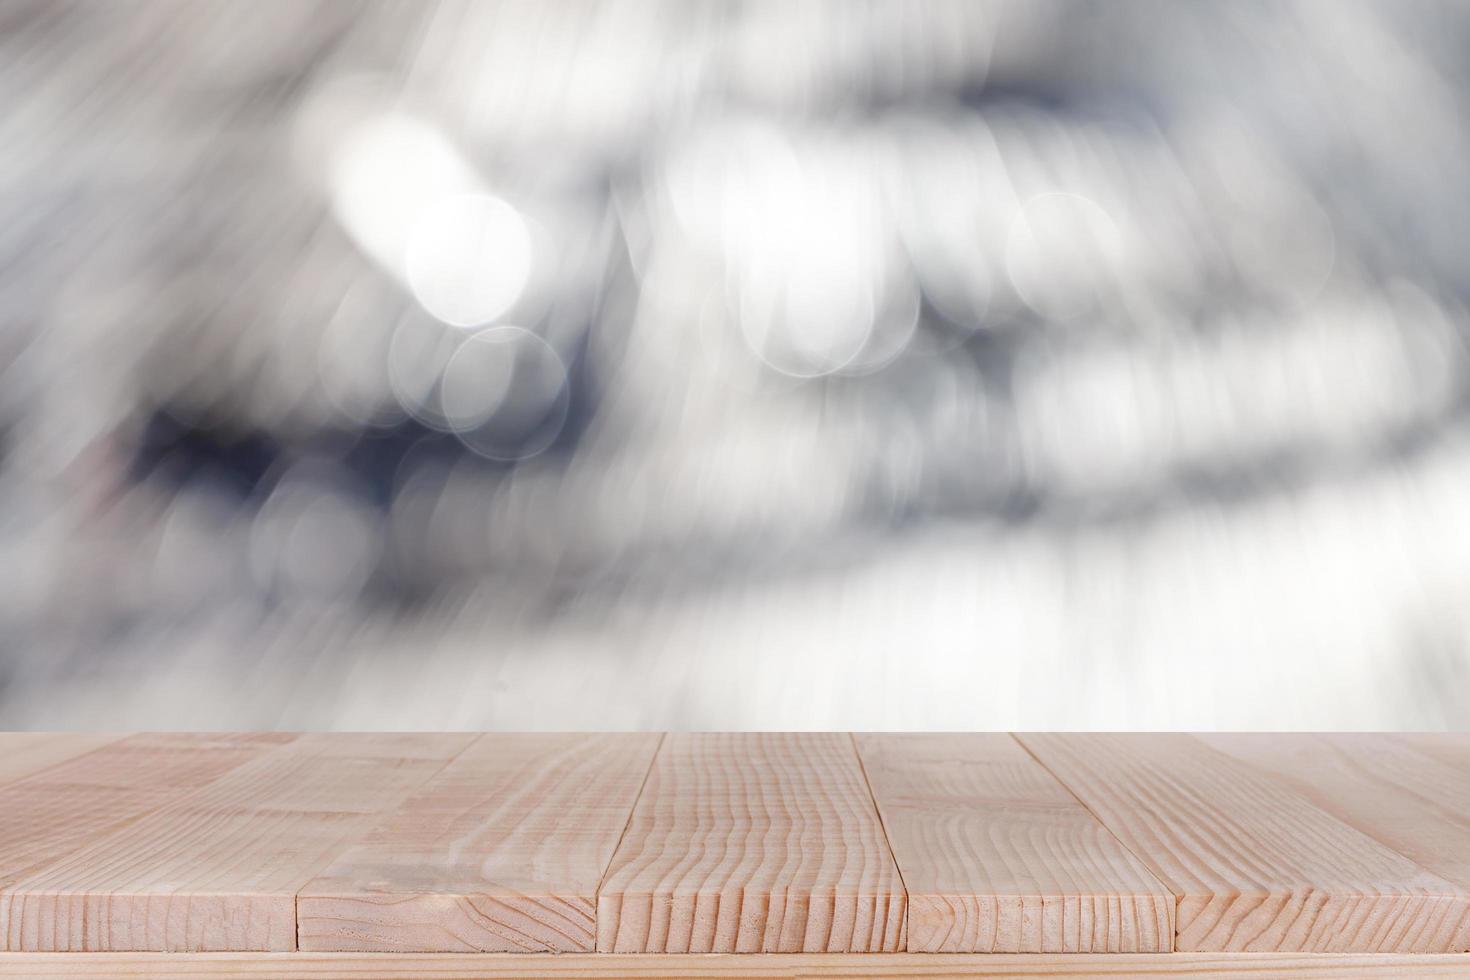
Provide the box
[3,0,1470,728]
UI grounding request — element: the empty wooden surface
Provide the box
[597,733,906,953]
[0,734,120,789]
[2,734,474,952]
[1016,733,1470,953]
[1,731,1470,969]
[298,733,660,952]
[1199,734,1470,892]
[856,733,1172,952]
[0,731,298,943]
[1386,733,1470,777]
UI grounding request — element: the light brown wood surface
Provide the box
[2,733,474,952]
[298,733,660,952]
[2,731,1470,971]
[596,733,906,953]
[1016,733,1470,953]
[0,734,295,899]
[855,734,1172,952]
[1,951,1468,978]
[0,734,120,789]
[1199,734,1470,892]
[1390,733,1470,776]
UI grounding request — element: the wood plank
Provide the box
[298,733,661,952]
[597,733,905,953]
[1199,734,1470,892]
[854,733,1173,952]
[1390,733,1470,775]
[1016,733,1470,952]
[3,951,1470,979]
[0,733,295,893]
[2,733,475,952]
[0,734,122,789]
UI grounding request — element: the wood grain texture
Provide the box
[1017,734,1470,953]
[855,733,1172,952]
[3,952,1470,979]
[0,734,122,789]
[1390,733,1470,775]
[298,733,661,952]
[0,733,295,895]
[1199,734,1470,891]
[2,733,475,952]
[597,733,905,953]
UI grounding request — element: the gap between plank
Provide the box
[848,731,911,944]
[594,732,667,911]
[289,732,488,952]
[1008,732,1181,951]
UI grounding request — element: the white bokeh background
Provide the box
[2,0,1469,729]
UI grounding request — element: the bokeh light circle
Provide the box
[440,326,570,461]
[406,193,533,327]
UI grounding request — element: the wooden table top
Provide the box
[0,732,1467,978]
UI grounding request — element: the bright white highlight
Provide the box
[664,122,902,378]
[327,113,480,275]
[326,114,532,327]
[406,194,532,328]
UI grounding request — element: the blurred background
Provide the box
[2,0,1469,729]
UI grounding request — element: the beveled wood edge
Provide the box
[0,952,1467,979]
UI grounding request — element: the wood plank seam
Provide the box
[289,732,491,953]
[859,734,1172,952]
[1009,732,1181,952]
[286,731,499,952]
[8,733,1470,960]
[0,733,307,951]
[595,732,667,908]
[1196,734,1470,921]
[283,732,496,953]
[1015,733,1470,953]
[5,734,480,953]
[1176,733,1470,953]
[595,733,907,953]
[298,733,659,952]
[847,732,912,931]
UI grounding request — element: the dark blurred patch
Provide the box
[130,409,283,499]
